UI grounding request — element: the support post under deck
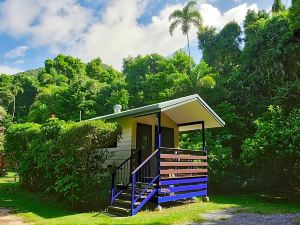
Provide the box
[156,112,162,211]
[201,121,209,201]
[201,121,206,152]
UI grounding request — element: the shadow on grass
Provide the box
[1,175,299,225]
[0,181,78,219]
[0,179,172,225]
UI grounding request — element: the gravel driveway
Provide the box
[0,208,28,225]
[191,208,300,225]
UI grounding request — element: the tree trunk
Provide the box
[186,32,191,71]
[12,95,16,120]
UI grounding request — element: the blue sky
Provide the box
[0,0,291,74]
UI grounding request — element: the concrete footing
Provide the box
[155,205,163,211]
[203,196,210,202]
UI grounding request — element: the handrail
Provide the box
[134,174,159,202]
[131,148,159,175]
[131,148,160,216]
[112,149,141,174]
[110,149,142,205]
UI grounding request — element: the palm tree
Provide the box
[272,0,285,13]
[11,85,23,120]
[169,0,203,64]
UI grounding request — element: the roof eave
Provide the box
[195,95,225,127]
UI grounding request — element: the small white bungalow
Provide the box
[90,94,225,216]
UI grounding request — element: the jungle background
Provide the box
[0,0,299,209]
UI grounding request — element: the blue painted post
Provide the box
[110,172,115,205]
[156,112,162,211]
[201,121,206,152]
[157,112,161,148]
[201,121,209,202]
[131,173,135,215]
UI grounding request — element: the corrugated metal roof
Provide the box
[89,94,225,127]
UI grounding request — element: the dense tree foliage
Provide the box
[0,54,129,123]
[242,106,300,193]
[198,21,242,76]
[1,0,299,199]
[289,0,300,35]
[196,5,299,194]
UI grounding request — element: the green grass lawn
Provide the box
[0,173,299,225]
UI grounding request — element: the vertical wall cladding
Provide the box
[105,118,133,167]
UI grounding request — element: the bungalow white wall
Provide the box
[105,112,179,167]
[105,118,133,166]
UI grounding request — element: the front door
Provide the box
[136,123,155,180]
[136,123,152,162]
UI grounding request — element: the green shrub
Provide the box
[180,131,246,194]
[4,122,41,182]
[207,142,242,194]
[4,118,122,209]
[242,106,300,194]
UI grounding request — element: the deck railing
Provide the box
[110,149,141,205]
[131,148,160,216]
[158,147,208,203]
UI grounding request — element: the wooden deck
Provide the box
[109,147,208,216]
[158,147,208,204]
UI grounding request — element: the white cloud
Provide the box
[0,65,22,74]
[4,45,29,58]
[199,3,258,29]
[30,0,93,50]
[68,2,188,69]
[69,1,257,69]
[0,0,93,51]
[0,0,39,36]
[0,0,258,70]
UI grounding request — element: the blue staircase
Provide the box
[108,147,208,216]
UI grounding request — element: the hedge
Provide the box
[4,118,122,209]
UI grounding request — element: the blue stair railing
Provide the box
[110,149,141,205]
[130,148,160,216]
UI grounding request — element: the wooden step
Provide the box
[135,182,158,187]
[108,206,131,216]
[115,199,140,206]
[119,192,148,200]
[123,188,153,194]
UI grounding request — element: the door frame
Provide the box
[136,123,153,162]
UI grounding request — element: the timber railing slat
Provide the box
[160,174,207,180]
[160,154,207,160]
[160,168,208,175]
[160,162,208,167]
[160,147,201,151]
